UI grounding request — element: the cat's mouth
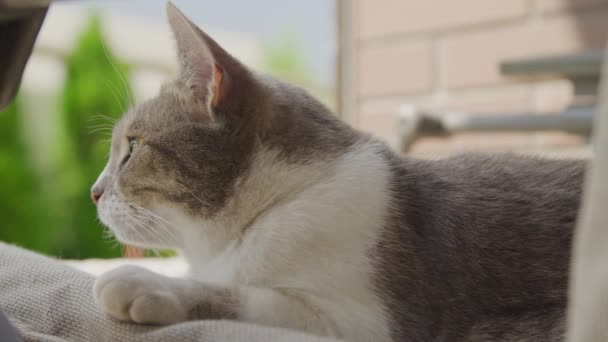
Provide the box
[97,191,179,249]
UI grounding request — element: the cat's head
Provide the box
[91,3,358,249]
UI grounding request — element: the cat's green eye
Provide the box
[120,137,138,168]
[128,138,138,155]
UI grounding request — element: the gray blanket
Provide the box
[0,242,340,342]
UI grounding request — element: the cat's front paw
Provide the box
[94,265,187,325]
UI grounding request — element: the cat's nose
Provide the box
[92,165,109,206]
[91,187,104,205]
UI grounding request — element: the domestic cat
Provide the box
[92,3,585,341]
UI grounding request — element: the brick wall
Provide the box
[344,0,608,156]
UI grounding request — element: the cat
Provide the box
[91,3,586,341]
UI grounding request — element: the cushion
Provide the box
[0,242,340,342]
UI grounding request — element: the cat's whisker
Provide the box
[88,114,118,125]
[126,202,180,245]
[96,217,121,248]
[88,124,114,132]
[98,220,113,237]
[177,182,213,209]
[88,129,114,136]
[130,202,174,227]
[103,79,129,114]
[128,214,168,247]
[101,40,135,108]
[135,211,179,245]
[130,213,178,250]
[88,128,114,136]
[88,123,115,130]
[127,210,168,244]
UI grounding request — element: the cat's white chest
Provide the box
[186,247,241,284]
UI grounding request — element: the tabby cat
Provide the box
[92,3,585,341]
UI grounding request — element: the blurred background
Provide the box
[0,0,335,259]
[341,0,606,156]
[0,0,606,259]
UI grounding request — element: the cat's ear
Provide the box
[166,2,247,121]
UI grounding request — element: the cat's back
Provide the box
[393,153,585,234]
[421,153,584,195]
[373,152,586,341]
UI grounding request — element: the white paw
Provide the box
[94,265,187,325]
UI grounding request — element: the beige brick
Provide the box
[533,132,585,147]
[409,133,538,156]
[405,137,453,156]
[357,111,398,144]
[533,80,574,112]
[409,132,584,157]
[438,86,532,113]
[404,86,576,156]
[356,88,535,154]
[358,41,432,98]
[358,0,529,40]
[537,0,608,13]
[444,10,608,89]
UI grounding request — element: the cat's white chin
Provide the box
[107,227,166,249]
[96,191,180,249]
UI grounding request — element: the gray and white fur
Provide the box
[92,3,585,341]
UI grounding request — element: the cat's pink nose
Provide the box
[91,189,104,205]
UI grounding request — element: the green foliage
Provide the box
[260,32,334,109]
[261,32,314,86]
[0,100,58,254]
[0,14,131,258]
[51,14,131,258]
[1,17,334,259]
